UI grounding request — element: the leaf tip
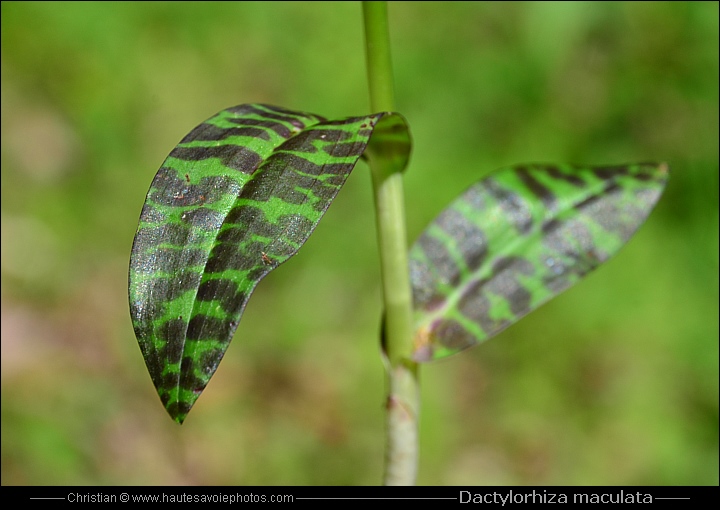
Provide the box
[163,395,197,425]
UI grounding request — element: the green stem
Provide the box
[362,0,420,486]
[363,1,395,115]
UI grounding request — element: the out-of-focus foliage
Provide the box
[1,1,717,485]
[410,163,669,362]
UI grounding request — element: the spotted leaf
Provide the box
[129,104,410,423]
[410,163,669,362]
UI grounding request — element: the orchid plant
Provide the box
[129,2,668,485]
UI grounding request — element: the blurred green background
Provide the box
[1,1,717,486]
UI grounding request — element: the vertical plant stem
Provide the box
[362,0,420,486]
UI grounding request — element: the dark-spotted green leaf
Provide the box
[130,104,410,423]
[410,163,669,362]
